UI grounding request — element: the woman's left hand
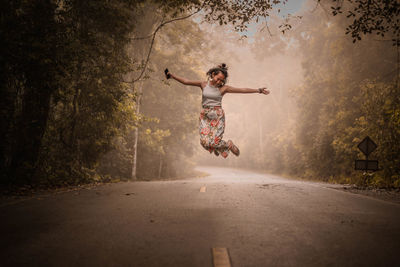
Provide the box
[259,87,270,95]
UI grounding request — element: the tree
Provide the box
[283,4,398,185]
[326,0,400,46]
[1,0,64,184]
[0,0,139,184]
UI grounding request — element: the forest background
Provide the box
[1,0,399,188]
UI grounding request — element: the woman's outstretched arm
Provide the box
[222,85,270,95]
[168,71,203,88]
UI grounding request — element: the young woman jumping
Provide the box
[165,63,270,158]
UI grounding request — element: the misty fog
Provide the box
[2,0,398,187]
[133,0,398,185]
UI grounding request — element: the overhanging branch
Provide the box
[129,4,206,83]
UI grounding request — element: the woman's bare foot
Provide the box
[227,140,240,156]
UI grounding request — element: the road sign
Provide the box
[355,136,378,172]
[355,160,379,171]
[357,136,377,157]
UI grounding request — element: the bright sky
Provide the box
[277,0,307,17]
[243,0,307,39]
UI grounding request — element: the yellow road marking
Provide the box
[212,247,231,267]
[200,186,206,193]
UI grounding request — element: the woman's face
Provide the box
[212,72,226,87]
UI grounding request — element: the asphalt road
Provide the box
[1,166,400,267]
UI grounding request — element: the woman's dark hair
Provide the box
[206,63,228,85]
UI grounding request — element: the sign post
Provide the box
[355,136,378,172]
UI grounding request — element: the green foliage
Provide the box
[2,0,397,187]
[270,7,399,187]
[98,14,203,180]
[328,0,400,46]
[0,0,141,185]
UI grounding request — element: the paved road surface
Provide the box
[1,166,400,267]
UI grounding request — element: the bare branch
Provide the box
[128,6,205,83]
[260,21,274,37]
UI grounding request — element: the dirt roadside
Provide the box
[328,185,400,204]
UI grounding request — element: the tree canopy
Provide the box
[1,0,398,188]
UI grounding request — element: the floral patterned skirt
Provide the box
[199,106,232,158]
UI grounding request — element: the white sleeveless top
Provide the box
[202,81,222,107]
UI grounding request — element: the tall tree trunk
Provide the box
[70,84,82,172]
[131,82,143,180]
[70,61,83,171]
[9,85,52,184]
[129,6,162,180]
[0,81,17,183]
[158,153,163,179]
[1,0,56,184]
